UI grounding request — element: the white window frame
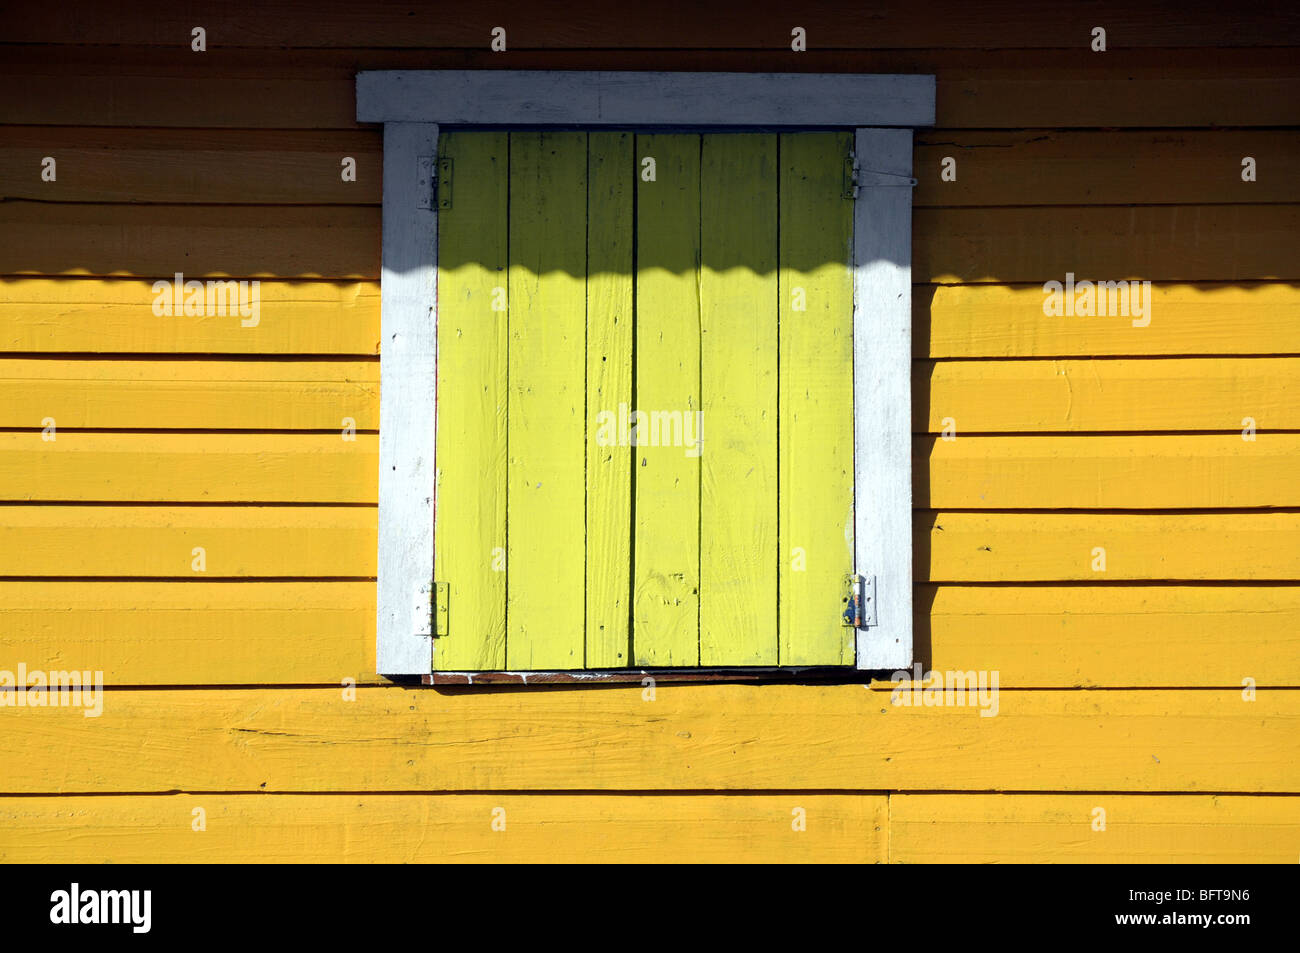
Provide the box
[356,70,935,676]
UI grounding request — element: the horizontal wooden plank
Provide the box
[914,131,1300,207]
[917,584,1300,688]
[2,580,1296,688]
[0,581,377,684]
[890,794,1300,863]
[920,434,1300,509]
[0,506,374,576]
[0,433,376,502]
[4,47,1297,129]
[0,203,379,279]
[0,793,885,863]
[919,358,1300,432]
[9,203,1292,283]
[921,511,1300,581]
[5,279,1294,359]
[0,359,378,430]
[0,278,380,354]
[2,686,1296,792]
[4,1,1296,49]
[921,282,1300,358]
[0,128,382,204]
[916,205,1300,283]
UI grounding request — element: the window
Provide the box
[357,71,935,676]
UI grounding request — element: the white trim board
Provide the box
[364,71,931,676]
[357,70,935,127]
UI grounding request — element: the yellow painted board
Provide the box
[505,132,588,670]
[433,131,509,671]
[916,205,1300,283]
[920,282,1300,358]
[909,584,1300,689]
[920,434,1300,509]
[919,357,1300,433]
[633,134,701,667]
[0,581,378,686]
[0,278,380,354]
[0,505,374,576]
[0,358,378,430]
[3,686,1297,793]
[0,202,378,279]
[0,432,376,503]
[585,132,635,668]
[920,510,1300,581]
[0,127,383,204]
[778,132,855,666]
[913,130,1300,207]
[699,134,778,666]
[890,794,1300,863]
[3,581,1297,689]
[0,794,887,864]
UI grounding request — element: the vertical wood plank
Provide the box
[778,133,856,666]
[699,133,778,665]
[586,132,635,668]
[854,127,915,671]
[433,131,509,671]
[507,131,588,669]
[633,134,702,667]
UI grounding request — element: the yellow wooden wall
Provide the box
[1,0,1299,862]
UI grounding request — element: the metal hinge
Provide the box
[435,157,453,210]
[842,154,858,199]
[841,573,877,628]
[432,581,449,637]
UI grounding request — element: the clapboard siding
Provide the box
[1,0,1295,862]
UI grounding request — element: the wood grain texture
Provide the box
[5,46,1298,129]
[914,130,1300,207]
[914,584,1300,688]
[0,432,376,503]
[4,582,1296,687]
[0,506,374,576]
[585,132,635,668]
[3,686,1296,793]
[0,202,378,279]
[0,359,377,430]
[0,127,382,204]
[890,794,1300,863]
[0,278,380,355]
[778,133,856,666]
[915,205,1300,283]
[0,581,378,685]
[920,434,1300,509]
[0,793,887,863]
[633,134,701,667]
[506,132,588,669]
[918,358,1300,433]
[5,1,1296,49]
[699,134,778,666]
[920,282,1300,358]
[433,131,509,671]
[920,511,1300,581]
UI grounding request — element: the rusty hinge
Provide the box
[841,573,877,628]
[432,581,449,637]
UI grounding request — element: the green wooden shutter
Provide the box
[433,130,854,671]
